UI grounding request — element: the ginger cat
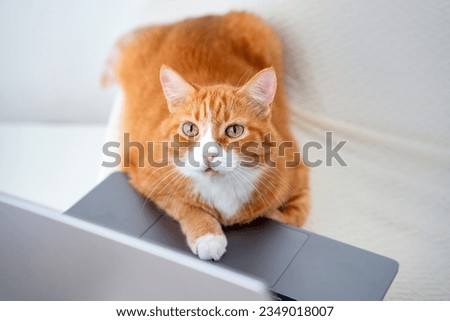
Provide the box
[109,12,309,260]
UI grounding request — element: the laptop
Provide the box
[0,191,270,300]
[65,172,398,300]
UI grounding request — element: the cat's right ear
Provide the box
[238,67,277,116]
[160,65,195,112]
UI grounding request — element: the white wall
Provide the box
[0,0,139,122]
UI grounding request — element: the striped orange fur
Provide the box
[110,12,309,260]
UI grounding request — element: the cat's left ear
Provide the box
[160,65,195,112]
[238,67,277,115]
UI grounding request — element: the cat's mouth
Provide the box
[204,167,221,176]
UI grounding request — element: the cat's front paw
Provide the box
[190,234,227,261]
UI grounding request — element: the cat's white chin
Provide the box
[203,168,224,177]
[176,151,262,218]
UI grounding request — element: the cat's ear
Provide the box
[238,67,277,114]
[160,65,195,112]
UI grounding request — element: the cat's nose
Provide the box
[205,151,219,163]
[204,143,220,165]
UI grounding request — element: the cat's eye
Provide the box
[225,124,244,138]
[181,122,199,137]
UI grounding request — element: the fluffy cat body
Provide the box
[110,12,310,260]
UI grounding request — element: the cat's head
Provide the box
[159,65,276,180]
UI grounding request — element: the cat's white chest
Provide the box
[192,169,261,218]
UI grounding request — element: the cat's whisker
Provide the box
[253,173,289,213]
[227,170,255,218]
[138,161,175,181]
[138,167,180,212]
[163,175,191,208]
[227,170,256,218]
[257,172,295,213]
[142,166,178,184]
[246,168,286,207]
[158,172,190,207]
[157,173,183,206]
[255,165,297,193]
[143,167,180,199]
[127,166,170,209]
[233,167,271,214]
